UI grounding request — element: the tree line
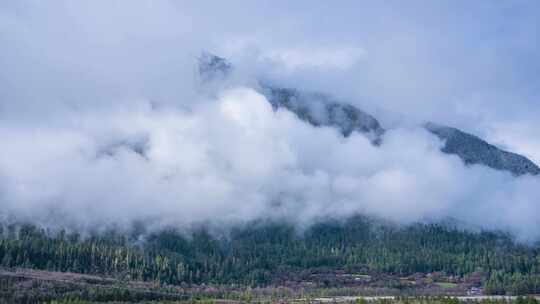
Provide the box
[0,216,539,294]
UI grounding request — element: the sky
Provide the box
[0,1,539,239]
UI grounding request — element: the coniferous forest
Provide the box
[1,216,539,303]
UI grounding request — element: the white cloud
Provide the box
[264,46,366,70]
[1,1,540,240]
[1,86,539,240]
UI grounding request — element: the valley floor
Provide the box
[1,268,539,304]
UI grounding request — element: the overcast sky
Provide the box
[1,1,539,239]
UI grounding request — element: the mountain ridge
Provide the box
[198,53,540,176]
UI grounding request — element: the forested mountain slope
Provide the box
[1,218,539,295]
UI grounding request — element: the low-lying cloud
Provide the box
[0,1,539,240]
[1,87,539,240]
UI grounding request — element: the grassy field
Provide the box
[435,283,459,289]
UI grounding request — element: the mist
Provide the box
[1,1,539,240]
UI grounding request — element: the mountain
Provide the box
[260,85,385,145]
[425,122,540,176]
[198,53,540,176]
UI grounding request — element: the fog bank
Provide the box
[0,1,539,240]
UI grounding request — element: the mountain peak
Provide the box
[198,52,232,82]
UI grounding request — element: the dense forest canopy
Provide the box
[1,216,539,295]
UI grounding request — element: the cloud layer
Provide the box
[0,1,539,239]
